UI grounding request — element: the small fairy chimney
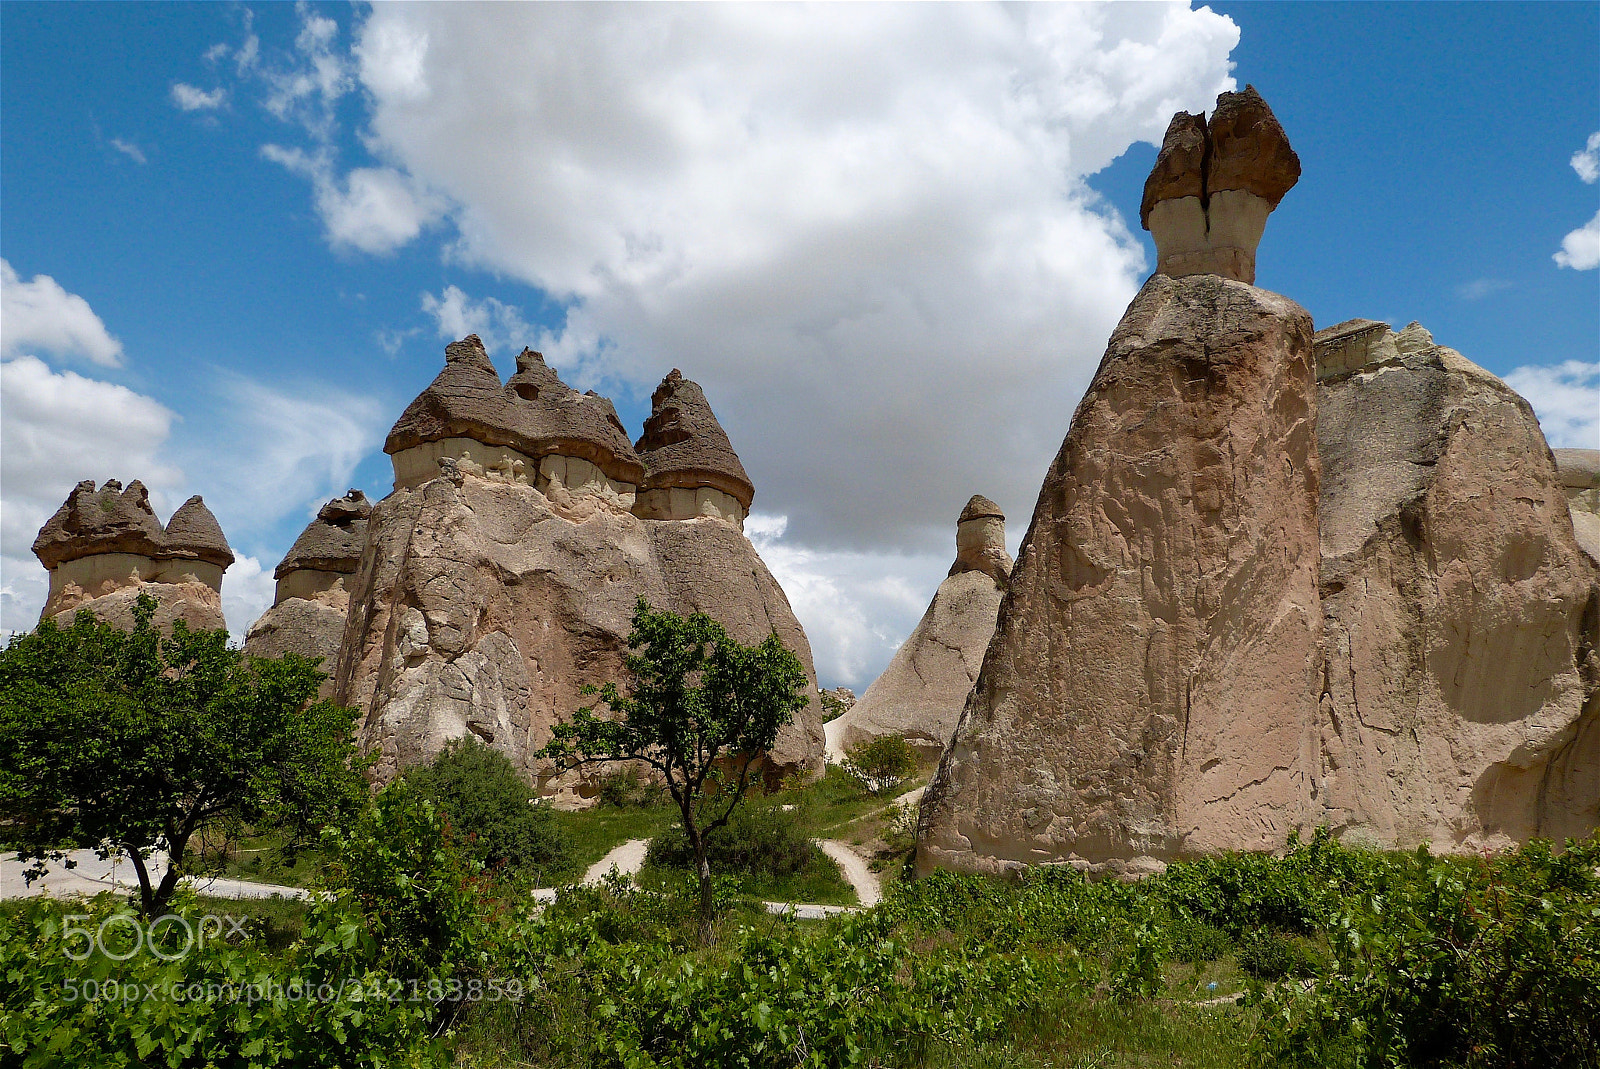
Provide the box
[1140,85,1301,285]
[951,495,1012,583]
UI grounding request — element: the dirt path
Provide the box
[2,850,311,902]
[817,839,881,907]
[583,838,650,885]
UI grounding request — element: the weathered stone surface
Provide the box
[1556,449,1600,563]
[827,495,1012,761]
[1141,86,1301,285]
[333,474,825,799]
[1315,322,1600,848]
[917,273,1322,876]
[386,336,644,490]
[32,479,233,631]
[634,369,755,522]
[243,490,374,692]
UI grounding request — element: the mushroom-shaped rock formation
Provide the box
[1141,85,1301,285]
[339,360,825,799]
[1314,320,1599,846]
[632,369,754,527]
[826,495,1012,762]
[385,336,643,508]
[244,490,372,684]
[31,480,232,632]
[1554,448,1600,563]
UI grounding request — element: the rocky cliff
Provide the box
[1315,321,1600,848]
[917,272,1323,876]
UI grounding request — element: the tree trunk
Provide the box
[692,832,714,946]
[125,846,156,918]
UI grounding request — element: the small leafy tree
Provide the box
[403,735,572,883]
[0,598,368,916]
[843,734,919,795]
[537,599,810,943]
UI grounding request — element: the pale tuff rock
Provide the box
[827,496,1012,761]
[1555,449,1600,564]
[1315,322,1600,847]
[917,272,1323,877]
[633,369,754,527]
[32,480,232,632]
[1141,86,1301,285]
[243,490,373,689]
[820,688,858,719]
[333,475,825,799]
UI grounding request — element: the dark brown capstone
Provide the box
[634,369,755,509]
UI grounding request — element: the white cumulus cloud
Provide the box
[1572,131,1600,184]
[1554,210,1600,271]
[338,2,1239,557]
[1504,360,1600,450]
[1,259,124,366]
[220,554,277,646]
[262,146,444,254]
[420,286,531,355]
[109,138,147,165]
[170,82,226,111]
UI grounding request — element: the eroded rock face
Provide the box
[333,473,825,800]
[1140,86,1301,285]
[826,495,1012,761]
[243,490,373,689]
[917,273,1322,876]
[1555,449,1600,564]
[1315,323,1600,848]
[32,480,232,632]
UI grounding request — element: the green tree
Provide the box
[537,599,810,943]
[0,597,368,916]
[843,733,919,795]
[403,735,571,883]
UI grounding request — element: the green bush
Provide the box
[646,794,814,878]
[1166,915,1235,964]
[842,734,919,795]
[1251,836,1600,1068]
[403,736,570,883]
[593,766,666,809]
[1236,927,1324,980]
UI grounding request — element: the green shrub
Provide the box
[403,736,571,883]
[1166,915,1235,963]
[593,766,666,809]
[646,794,814,878]
[1251,836,1600,1068]
[842,734,919,795]
[1236,927,1324,980]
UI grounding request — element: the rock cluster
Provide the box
[917,89,1599,875]
[331,343,824,798]
[243,490,372,688]
[1140,86,1301,285]
[31,480,233,633]
[826,496,1012,761]
[1315,321,1599,847]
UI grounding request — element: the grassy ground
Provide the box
[636,847,856,906]
[211,829,327,889]
[544,800,678,882]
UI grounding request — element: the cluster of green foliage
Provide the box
[0,599,368,916]
[841,734,919,796]
[402,736,572,885]
[538,599,811,942]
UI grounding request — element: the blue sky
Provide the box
[2,2,1596,688]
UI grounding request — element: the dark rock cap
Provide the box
[1140,85,1300,229]
[32,480,233,570]
[385,335,644,484]
[33,479,168,569]
[958,495,1004,523]
[276,489,371,579]
[634,369,754,508]
[162,496,235,568]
